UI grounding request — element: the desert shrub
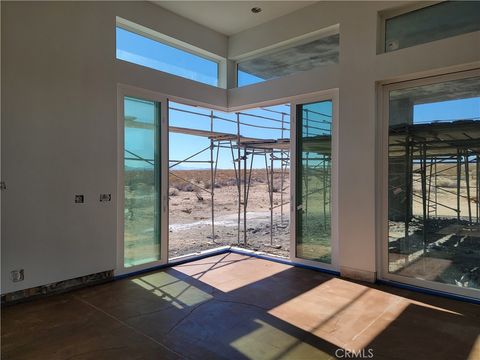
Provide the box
[175,182,195,192]
[271,180,284,193]
[168,169,288,191]
[205,181,222,189]
[437,178,457,188]
[169,188,179,196]
[136,182,153,193]
[218,178,238,187]
[124,198,136,220]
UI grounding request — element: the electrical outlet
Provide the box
[99,193,111,202]
[11,269,24,282]
[75,195,84,203]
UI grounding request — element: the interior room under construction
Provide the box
[2,1,480,359]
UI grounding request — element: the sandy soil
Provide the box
[169,177,291,259]
[124,168,332,265]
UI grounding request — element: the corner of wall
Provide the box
[340,266,377,283]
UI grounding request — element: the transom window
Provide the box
[116,19,221,87]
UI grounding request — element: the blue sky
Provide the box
[125,95,479,171]
[169,102,291,169]
[237,70,265,87]
[414,97,480,123]
[123,96,292,169]
[124,98,335,170]
[117,26,267,88]
[119,26,480,170]
[117,27,218,86]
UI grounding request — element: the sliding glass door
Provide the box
[123,96,161,267]
[118,90,168,274]
[291,95,337,269]
[381,70,480,299]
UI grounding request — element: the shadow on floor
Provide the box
[2,253,479,360]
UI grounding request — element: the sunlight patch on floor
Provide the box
[230,319,331,360]
[468,335,480,360]
[267,278,408,350]
[175,254,291,293]
[131,272,213,309]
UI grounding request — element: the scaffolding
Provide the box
[389,120,480,253]
[125,102,333,255]
[168,105,291,248]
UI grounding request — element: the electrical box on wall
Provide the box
[99,194,111,202]
[75,195,84,203]
[10,269,24,282]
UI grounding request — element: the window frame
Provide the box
[376,68,480,300]
[290,90,340,272]
[376,1,480,54]
[116,17,227,88]
[116,85,170,276]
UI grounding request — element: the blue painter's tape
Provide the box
[114,247,478,304]
[376,279,480,305]
[114,247,230,280]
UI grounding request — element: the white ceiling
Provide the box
[153,1,317,36]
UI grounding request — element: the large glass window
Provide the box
[388,76,480,291]
[296,100,333,263]
[168,102,291,260]
[237,33,339,87]
[385,1,480,52]
[124,96,161,267]
[116,27,219,87]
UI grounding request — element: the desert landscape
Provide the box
[168,169,291,258]
[124,168,292,266]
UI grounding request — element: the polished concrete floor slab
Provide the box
[2,253,479,360]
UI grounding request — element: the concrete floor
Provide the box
[2,253,479,360]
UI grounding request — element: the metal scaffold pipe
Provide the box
[237,112,241,245]
[210,110,216,243]
[270,153,274,246]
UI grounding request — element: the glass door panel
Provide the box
[387,75,480,293]
[124,96,161,267]
[295,100,333,263]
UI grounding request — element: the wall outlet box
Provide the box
[99,194,111,202]
[11,269,24,282]
[75,195,84,203]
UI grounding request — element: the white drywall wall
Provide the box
[2,0,479,293]
[1,0,227,294]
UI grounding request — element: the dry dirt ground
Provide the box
[388,164,480,289]
[169,169,291,258]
